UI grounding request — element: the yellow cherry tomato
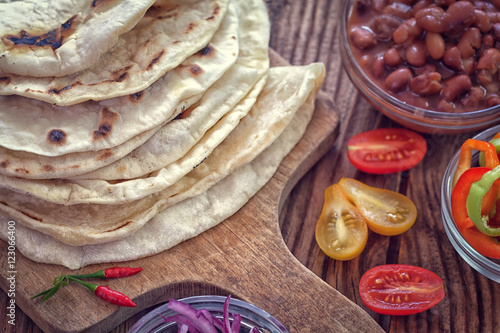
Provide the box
[315,183,368,261]
[338,178,417,236]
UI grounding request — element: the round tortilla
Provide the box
[0,3,239,158]
[0,0,230,105]
[0,0,269,180]
[0,0,155,77]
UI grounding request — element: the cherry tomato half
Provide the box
[347,128,427,174]
[359,265,445,316]
[315,183,368,261]
[339,178,417,236]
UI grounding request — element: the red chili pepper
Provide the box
[94,286,136,307]
[70,266,142,279]
[104,266,142,278]
[67,276,136,307]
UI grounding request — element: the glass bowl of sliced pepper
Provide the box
[441,124,500,283]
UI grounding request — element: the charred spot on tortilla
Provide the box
[93,107,119,141]
[146,4,179,19]
[147,50,165,70]
[97,149,114,161]
[15,167,29,175]
[47,129,67,145]
[185,22,198,34]
[48,84,74,95]
[25,88,44,94]
[178,63,204,77]
[91,0,117,11]
[0,76,11,86]
[196,45,215,57]
[0,160,9,169]
[128,91,144,104]
[111,65,132,82]
[3,15,79,50]
[42,164,55,173]
[212,3,221,16]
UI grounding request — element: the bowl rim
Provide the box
[339,0,500,128]
[127,295,290,333]
[440,124,500,283]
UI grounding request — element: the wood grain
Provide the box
[1,1,500,332]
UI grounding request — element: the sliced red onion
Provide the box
[160,295,259,333]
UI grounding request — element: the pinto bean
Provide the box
[370,14,404,40]
[393,18,423,44]
[477,48,500,70]
[462,86,486,108]
[350,27,377,49]
[384,67,413,92]
[487,95,500,107]
[483,34,496,49]
[411,0,433,17]
[425,32,445,59]
[372,54,387,78]
[442,74,472,101]
[443,46,463,72]
[474,9,493,33]
[457,28,481,59]
[384,47,403,67]
[406,40,427,66]
[442,1,475,34]
[383,3,413,19]
[410,72,442,96]
[415,7,445,33]
[437,99,455,112]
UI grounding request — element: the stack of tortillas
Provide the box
[0,0,325,269]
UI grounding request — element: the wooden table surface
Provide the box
[2,0,499,332]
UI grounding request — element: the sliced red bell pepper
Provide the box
[459,218,500,259]
[451,167,500,259]
[453,139,499,187]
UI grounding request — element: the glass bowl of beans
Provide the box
[441,124,500,283]
[340,0,500,134]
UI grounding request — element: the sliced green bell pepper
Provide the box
[467,165,500,237]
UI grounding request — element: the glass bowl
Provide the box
[441,124,500,283]
[127,295,290,333]
[339,0,500,134]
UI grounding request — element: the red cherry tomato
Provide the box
[359,264,444,315]
[347,128,427,174]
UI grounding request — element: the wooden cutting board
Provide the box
[0,51,384,333]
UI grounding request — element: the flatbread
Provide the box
[0,66,321,269]
[0,0,269,180]
[0,0,230,105]
[0,64,326,247]
[0,0,155,77]
[0,3,239,157]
